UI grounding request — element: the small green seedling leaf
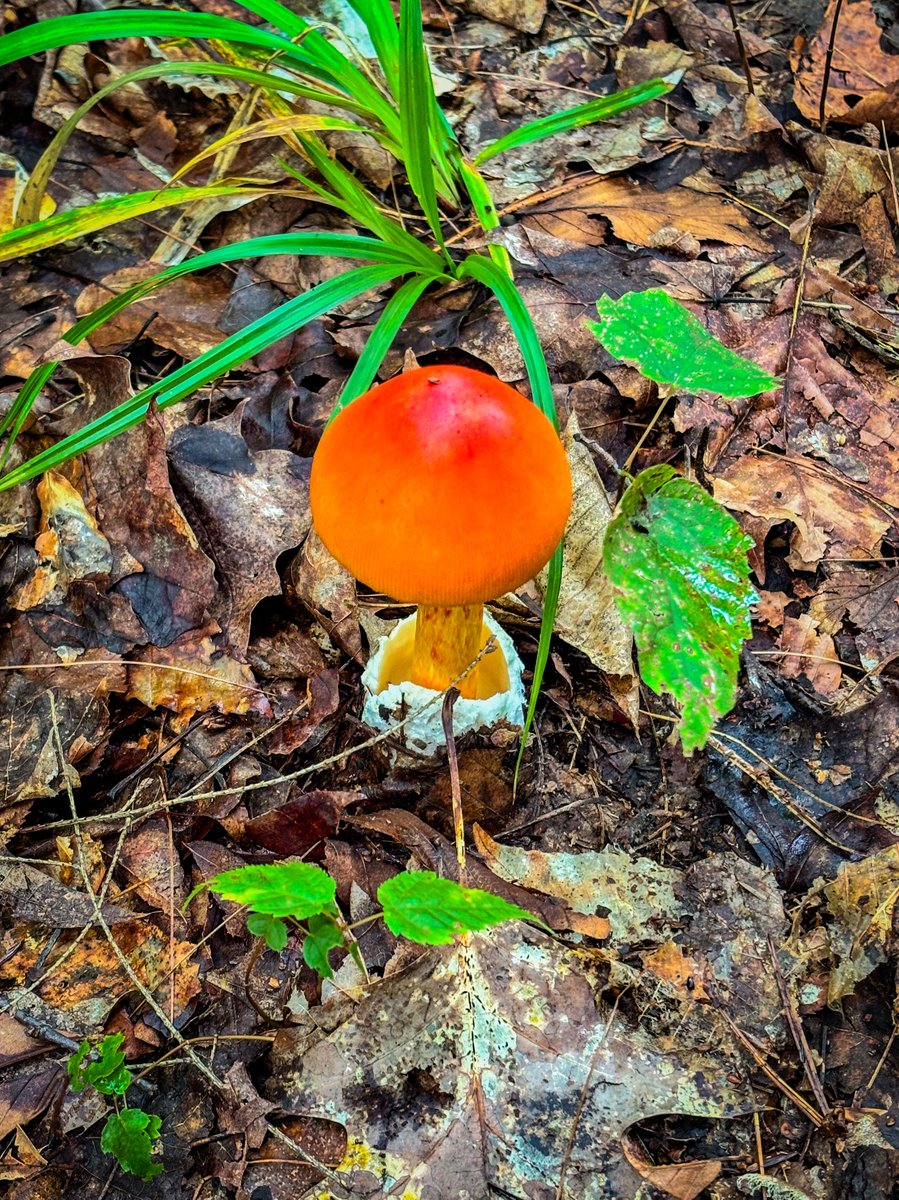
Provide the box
[246,912,289,952]
[67,1033,131,1096]
[302,913,345,978]
[207,862,336,919]
[100,1109,163,1181]
[588,289,778,398]
[603,465,754,753]
[378,871,533,945]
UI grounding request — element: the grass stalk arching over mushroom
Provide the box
[0,0,676,752]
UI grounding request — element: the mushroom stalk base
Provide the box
[361,612,525,756]
[411,604,483,699]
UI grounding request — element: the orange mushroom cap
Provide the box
[310,365,572,606]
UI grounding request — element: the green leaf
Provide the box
[398,0,446,249]
[0,185,279,263]
[246,912,289,951]
[302,913,345,978]
[378,871,533,945]
[67,1034,131,1096]
[475,76,676,165]
[603,465,754,753]
[588,290,779,399]
[0,262,407,491]
[208,863,336,919]
[100,1109,163,1181]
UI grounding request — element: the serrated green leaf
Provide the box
[378,871,533,945]
[588,289,778,398]
[603,465,753,753]
[67,1033,131,1096]
[302,913,345,978]
[100,1109,163,1181]
[247,912,289,951]
[208,863,336,919]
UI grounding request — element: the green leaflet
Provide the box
[588,289,779,399]
[67,1034,131,1096]
[246,912,289,951]
[207,862,337,919]
[302,913,346,978]
[603,465,754,753]
[100,1109,163,1181]
[378,871,533,945]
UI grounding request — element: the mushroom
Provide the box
[310,364,571,747]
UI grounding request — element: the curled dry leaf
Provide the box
[535,413,636,720]
[531,176,768,251]
[621,1134,722,1200]
[167,423,313,654]
[126,631,270,728]
[776,613,842,696]
[713,455,890,580]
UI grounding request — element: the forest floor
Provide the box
[1,0,899,1197]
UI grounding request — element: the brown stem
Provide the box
[411,604,482,699]
[819,0,845,132]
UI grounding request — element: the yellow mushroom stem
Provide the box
[411,604,483,699]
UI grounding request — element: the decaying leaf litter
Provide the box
[1,0,899,1195]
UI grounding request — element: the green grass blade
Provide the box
[69,233,432,344]
[0,264,404,492]
[458,158,512,278]
[0,363,56,474]
[0,184,280,262]
[346,0,400,95]
[457,252,562,776]
[474,75,676,165]
[0,11,300,69]
[170,113,363,184]
[0,235,431,467]
[328,272,433,422]
[398,0,447,251]
[458,253,554,422]
[289,134,440,271]
[16,60,385,228]
[0,9,399,134]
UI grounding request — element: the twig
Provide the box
[767,934,831,1117]
[724,0,755,94]
[819,0,845,132]
[441,688,465,873]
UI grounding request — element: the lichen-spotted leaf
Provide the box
[100,1109,163,1181]
[207,862,335,919]
[603,465,753,753]
[588,290,778,398]
[378,870,533,945]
